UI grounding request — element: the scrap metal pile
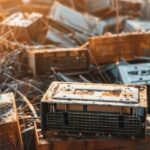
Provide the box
[0,0,150,150]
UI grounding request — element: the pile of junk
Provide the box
[0,0,150,150]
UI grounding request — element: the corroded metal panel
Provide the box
[89,32,150,64]
[42,82,147,108]
[35,120,150,150]
[0,93,23,150]
[0,12,43,42]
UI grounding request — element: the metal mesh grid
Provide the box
[46,111,142,137]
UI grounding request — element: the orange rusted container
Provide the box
[28,47,89,76]
[0,12,43,42]
[41,82,148,139]
[0,93,23,150]
[89,32,150,64]
[35,121,150,150]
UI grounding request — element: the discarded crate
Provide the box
[48,2,106,39]
[41,81,147,139]
[0,12,43,42]
[28,47,89,76]
[125,20,150,32]
[113,63,150,85]
[89,32,150,64]
[0,93,23,150]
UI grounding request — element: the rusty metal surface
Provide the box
[118,0,142,16]
[28,47,89,76]
[0,0,22,10]
[20,4,50,15]
[41,82,147,139]
[0,93,16,123]
[42,82,147,107]
[0,1,150,150]
[118,0,142,10]
[36,138,150,150]
[35,120,150,150]
[0,93,23,150]
[0,12,43,42]
[89,32,150,64]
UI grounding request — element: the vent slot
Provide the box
[118,115,124,129]
[63,112,69,125]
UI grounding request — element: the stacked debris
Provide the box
[112,62,150,84]
[0,0,150,150]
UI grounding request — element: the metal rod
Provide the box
[115,0,119,34]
